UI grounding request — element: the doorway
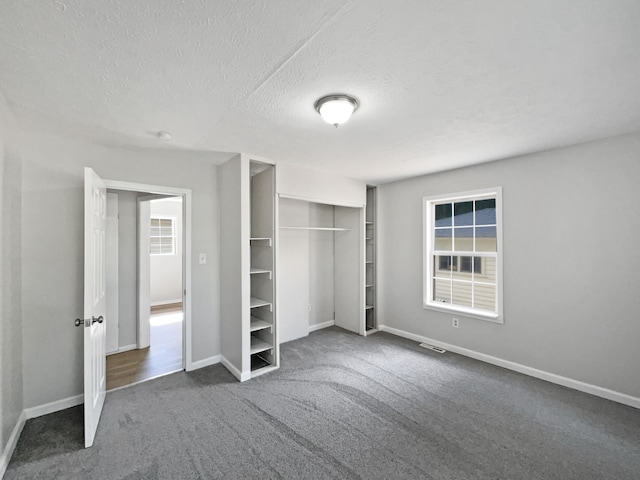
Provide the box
[104,189,188,390]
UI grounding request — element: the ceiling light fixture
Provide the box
[314,94,359,127]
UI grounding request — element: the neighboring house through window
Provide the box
[150,217,176,255]
[423,188,503,322]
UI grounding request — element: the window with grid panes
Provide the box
[424,188,503,322]
[150,217,176,255]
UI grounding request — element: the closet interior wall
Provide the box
[278,197,362,344]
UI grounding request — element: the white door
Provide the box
[84,167,107,448]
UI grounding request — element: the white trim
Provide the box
[250,365,279,379]
[102,180,191,197]
[106,343,137,356]
[278,193,364,209]
[379,325,640,410]
[186,355,221,371]
[150,299,183,307]
[0,411,26,478]
[24,394,84,420]
[103,178,193,372]
[220,355,251,382]
[309,320,335,332]
[422,302,501,323]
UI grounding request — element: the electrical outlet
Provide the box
[199,253,207,265]
[452,318,459,328]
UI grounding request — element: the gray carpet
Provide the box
[6,327,640,479]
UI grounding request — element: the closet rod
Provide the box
[279,226,351,232]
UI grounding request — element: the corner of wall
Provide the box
[0,89,25,476]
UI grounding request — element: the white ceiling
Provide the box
[1,1,639,183]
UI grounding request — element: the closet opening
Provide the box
[278,196,363,344]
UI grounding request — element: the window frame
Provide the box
[150,215,177,256]
[423,187,504,323]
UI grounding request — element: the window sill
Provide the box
[423,302,503,324]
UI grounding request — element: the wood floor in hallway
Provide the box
[106,304,183,390]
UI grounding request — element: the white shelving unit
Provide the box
[365,185,377,334]
[219,155,278,382]
[249,160,277,377]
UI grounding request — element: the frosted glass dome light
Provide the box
[314,94,359,127]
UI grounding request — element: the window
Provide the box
[437,255,481,274]
[459,256,482,274]
[439,255,457,271]
[150,217,176,255]
[424,188,503,322]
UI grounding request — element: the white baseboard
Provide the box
[186,355,220,372]
[106,344,137,356]
[379,325,640,410]
[0,411,25,478]
[151,299,183,307]
[220,355,251,382]
[24,394,84,420]
[309,320,335,333]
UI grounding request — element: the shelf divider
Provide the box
[250,336,273,354]
[250,296,272,311]
[250,316,272,332]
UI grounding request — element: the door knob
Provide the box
[74,316,104,327]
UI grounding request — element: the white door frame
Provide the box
[103,179,193,371]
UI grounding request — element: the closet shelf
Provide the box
[250,267,272,278]
[250,237,272,246]
[365,261,374,264]
[365,221,374,225]
[250,337,273,355]
[280,226,351,232]
[250,316,272,332]
[366,284,375,288]
[251,364,278,378]
[250,297,272,310]
[366,305,375,310]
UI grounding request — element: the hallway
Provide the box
[106,304,183,390]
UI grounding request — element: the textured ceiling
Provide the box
[1,1,639,183]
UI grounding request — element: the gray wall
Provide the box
[278,198,311,343]
[218,155,246,373]
[17,129,226,408]
[378,132,640,399]
[0,95,23,461]
[309,203,335,328]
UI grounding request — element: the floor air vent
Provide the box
[419,343,446,354]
